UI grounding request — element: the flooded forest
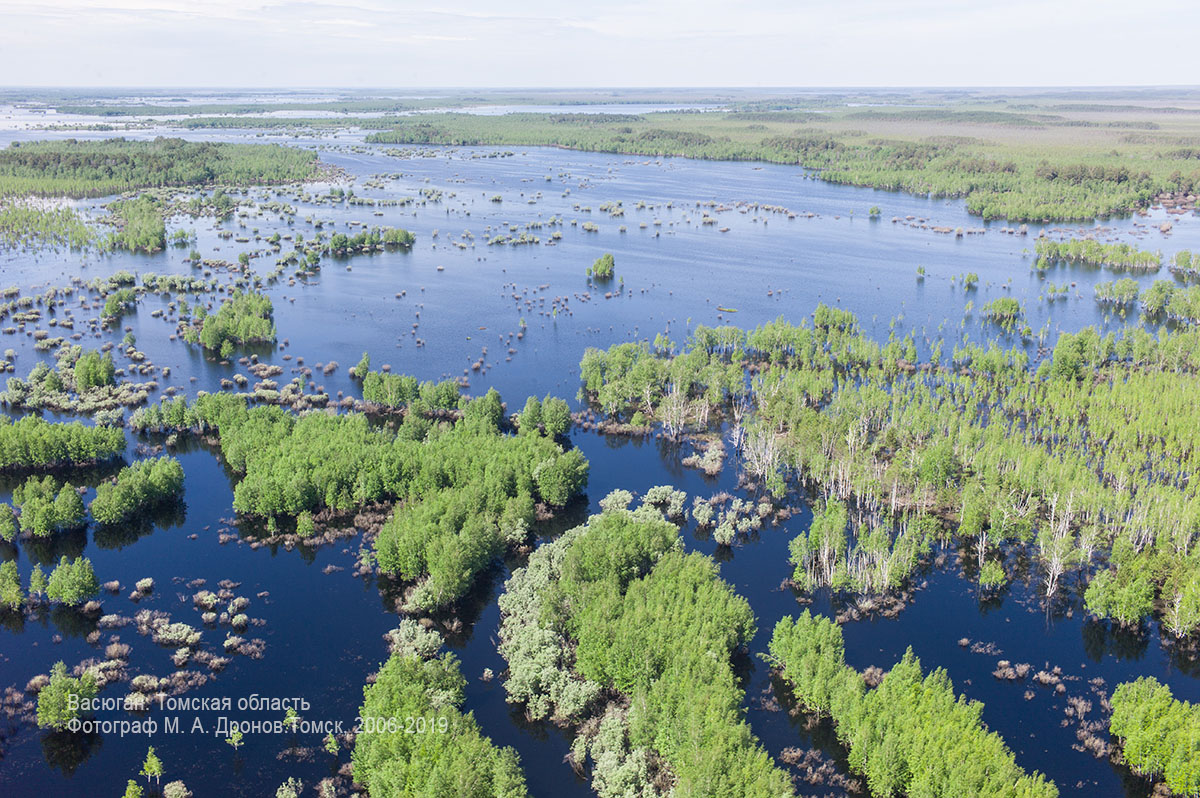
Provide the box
[0,86,1199,798]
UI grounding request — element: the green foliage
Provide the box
[1035,238,1160,272]
[0,502,16,541]
[0,199,93,249]
[1084,562,1155,627]
[0,560,23,609]
[324,226,415,254]
[361,370,460,411]
[533,447,588,506]
[588,252,615,280]
[89,456,185,525]
[189,290,275,352]
[770,612,1058,797]
[501,505,790,797]
[981,297,1024,330]
[1094,278,1139,307]
[0,414,125,469]
[101,288,137,321]
[0,137,318,198]
[36,661,97,730]
[108,196,166,253]
[73,350,116,391]
[140,746,164,785]
[1110,677,1200,796]
[46,555,99,605]
[576,305,1200,631]
[12,476,87,537]
[353,351,370,379]
[540,396,571,437]
[352,651,529,798]
[130,392,584,610]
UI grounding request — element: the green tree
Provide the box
[46,556,99,606]
[36,661,97,730]
[140,746,163,785]
[0,560,23,609]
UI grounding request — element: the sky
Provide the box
[2,0,1199,89]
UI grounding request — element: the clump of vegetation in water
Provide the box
[106,195,166,253]
[1109,676,1200,796]
[576,306,1200,636]
[587,252,615,280]
[46,555,100,606]
[1133,279,1200,324]
[0,414,125,470]
[89,456,185,525]
[0,200,93,250]
[1035,238,1160,272]
[980,296,1024,330]
[182,289,275,357]
[1093,278,1139,307]
[352,629,529,797]
[127,390,586,609]
[768,610,1058,797]
[12,475,86,537]
[36,661,98,730]
[497,498,791,796]
[1,344,154,414]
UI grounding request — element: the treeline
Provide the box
[0,137,318,198]
[498,499,792,797]
[1109,677,1199,796]
[1035,238,1161,272]
[352,623,528,796]
[0,415,125,470]
[364,111,1200,221]
[576,309,1200,638]
[769,611,1058,797]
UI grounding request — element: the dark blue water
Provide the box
[0,129,1197,797]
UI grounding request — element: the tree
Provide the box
[0,560,23,609]
[29,564,47,599]
[140,746,163,785]
[0,503,14,541]
[534,448,588,506]
[122,781,144,798]
[226,727,244,751]
[540,396,571,437]
[36,661,97,730]
[46,556,99,606]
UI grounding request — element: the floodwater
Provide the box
[0,125,1196,797]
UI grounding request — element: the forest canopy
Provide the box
[0,137,319,197]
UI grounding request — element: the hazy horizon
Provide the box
[5,1,1198,89]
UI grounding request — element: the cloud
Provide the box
[1,0,1198,87]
